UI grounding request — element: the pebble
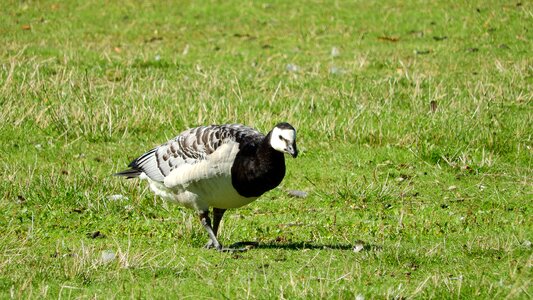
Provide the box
[101,250,116,264]
[353,240,365,252]
[286,190,308,198]
[286,63,299,72]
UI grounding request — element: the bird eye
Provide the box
[279,135,283,140]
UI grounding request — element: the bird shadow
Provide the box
[229,241,382,251]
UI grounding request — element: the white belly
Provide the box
[189,175,258,209]
[146,176,257,211]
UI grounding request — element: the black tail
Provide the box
[115,149,155,179]
[113,168,142,178]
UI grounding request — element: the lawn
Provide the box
[0,0,531,298]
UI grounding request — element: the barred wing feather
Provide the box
[115,124,263,183]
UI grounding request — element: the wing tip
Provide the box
[113,168,142,179]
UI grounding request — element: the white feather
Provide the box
[270,127,296,153]
[142,141,257,211]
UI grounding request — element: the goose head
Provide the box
[269,123,298,158]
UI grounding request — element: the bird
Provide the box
[114,123,298,251]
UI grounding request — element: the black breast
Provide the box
[231,135,286,198]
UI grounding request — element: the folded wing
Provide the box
[114,124,263,183]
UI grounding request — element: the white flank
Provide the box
[143,141,257,211]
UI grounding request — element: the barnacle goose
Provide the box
[115,123,298,251]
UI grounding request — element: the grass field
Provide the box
[1,0,532,298]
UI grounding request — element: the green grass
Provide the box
[1,0,531,298]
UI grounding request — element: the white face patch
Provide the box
[270,127,297,156]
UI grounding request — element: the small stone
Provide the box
[286,63,299,72]
[101,250,116,264]
[353,241,365,253]
[287,190,308,198]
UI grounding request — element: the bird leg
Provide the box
[203,208,226,249]
[199,210,222,250]
[212,208,226,237]
[201,208,247,252]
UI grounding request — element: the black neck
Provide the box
[231,132,286,198]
